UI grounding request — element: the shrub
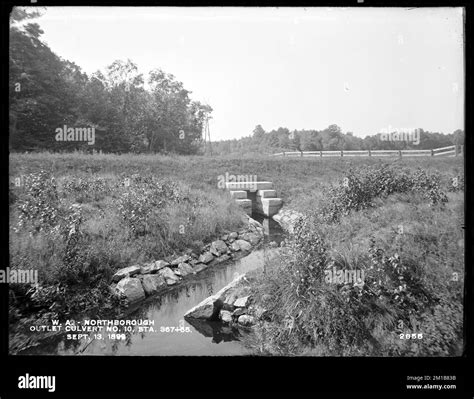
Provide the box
[61,175,114,202]
[117,177,182,236]
[319,165,448,223]
[14,170,60,233]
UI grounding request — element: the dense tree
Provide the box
[9,7,211,154]
[252,125,266,142]
[10,7,84,150]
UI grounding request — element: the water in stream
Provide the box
[21,215,285,356]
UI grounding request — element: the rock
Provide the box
[215,254,230,264]
[249,305,269,320]
[221,234,229,241]
[269,241,278,248]
[159,267,180,285]
[140,274,167,296]
[248,217,263,229]
[222,293,238,311]
[273,209,304,234]
[189,259,198,266]
[234,295,251,308]
[184,294,222,319]
[199,252,214,264]
[248,218,265,235]
[184,274,249,320]
[229,232,238,240]
[237,315,256,327]
[210,240,228,256]
[232,308,247,318]
[171,255,191,266]
[220,310,233,324]
[154,260,170,270]
[115,277,145,303]
[177,262,194,277]
[141,260,169,274]
[234,239,252,252]
[240,233,260,246]
[112,265,141,283]
[230,242,241,252]
[140,262,154,274]
[193,263,209,273]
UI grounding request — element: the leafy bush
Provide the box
[61,175,114,202]
[319,165,448,223]
[117,177,182,236]
[14,170,60,233]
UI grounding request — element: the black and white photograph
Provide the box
[3,2,471,393]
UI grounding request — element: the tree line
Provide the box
[210,124,464,156]
[9,7,212,154]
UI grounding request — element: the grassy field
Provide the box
[10,151,464,203]
[9,152,465,356]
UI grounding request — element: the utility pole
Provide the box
[203,115,212,156]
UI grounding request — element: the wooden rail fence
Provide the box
[272,145,464,158]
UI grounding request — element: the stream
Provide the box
[20,214,285,356]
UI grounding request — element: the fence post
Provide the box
[283,151,286,157]
[300,151,303,157]
[368,149,371,157]
[320,150,322,158]
[431,149,434,156]
[341,150,343,157]
[398,150,402,158]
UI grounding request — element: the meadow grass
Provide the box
[9,152,465,357]
[10,151,464,203]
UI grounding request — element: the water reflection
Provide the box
[186,318,243,344]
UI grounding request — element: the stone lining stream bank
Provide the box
[183,207,305,330]
[110,215,266,306]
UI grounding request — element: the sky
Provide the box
[30,7,464,141]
